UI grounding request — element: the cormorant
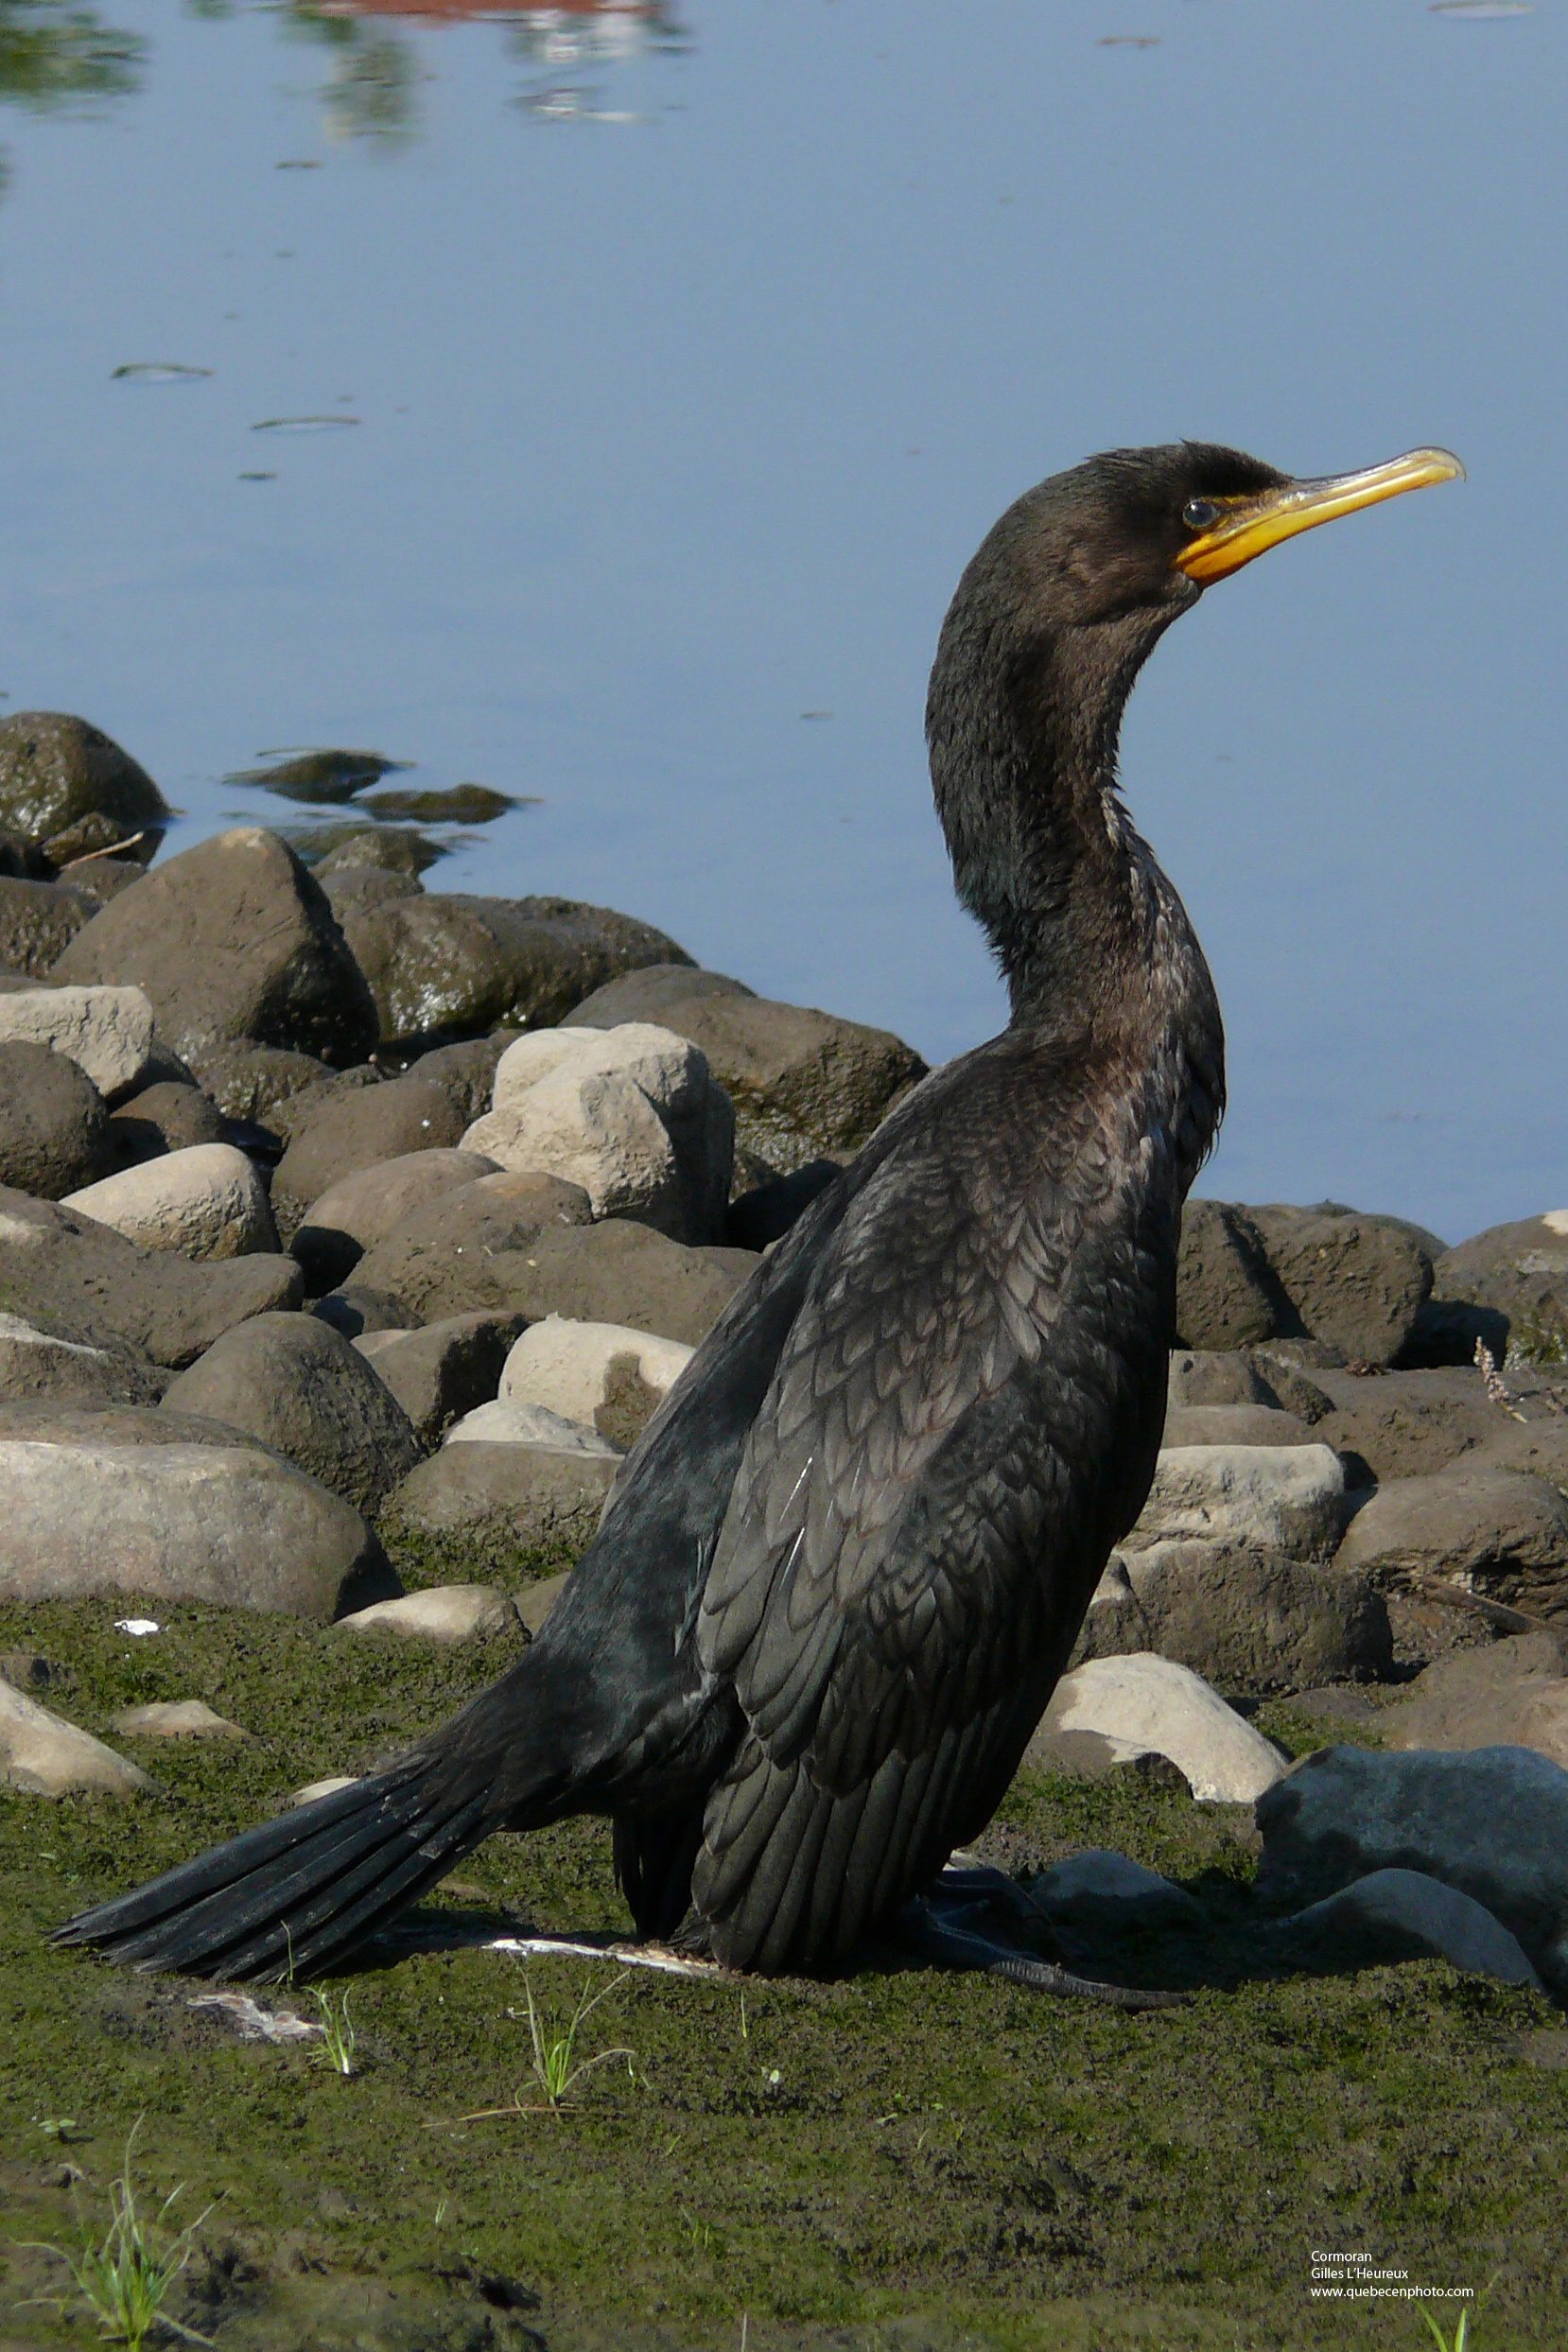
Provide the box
[57,440,1461,1996]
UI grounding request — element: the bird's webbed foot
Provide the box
[899,1864,1186,2012]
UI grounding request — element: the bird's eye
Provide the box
[1182,497,1221,532]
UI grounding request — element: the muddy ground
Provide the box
[2,1567,1564,2352]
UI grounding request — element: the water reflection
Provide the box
[0,0,144,192]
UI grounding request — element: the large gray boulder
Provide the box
[349,1170,594,1322]
[292,1146,499,1292]
[1159,1403,1314,1449]
[1124,1442,1347,1560]
[54,828,378,1073]
[1426,1211,1568,1364]
[1335,1463,1568,1619]
[383,1439,617,1564]
[353,1311,525,1444]
[1166,1348,1281,1411]
[0,711,168,865]
[190,1041,338,1126]
[1175,1200,1281,1350]
[1375,1630,1568,1768]
[0,1184,303,1368]
[107,1080,228,1170]
[161,1311,426,1516]
[1277,1869,1542,1989]
[1073,1541,1392,1692]
[0,1400,395,1617]
[338,891,692,1046]
[1246,1203,1434,1366]
[0,1041,112,1198]
[499,1315,694,1450]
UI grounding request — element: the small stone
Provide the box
[1027,1654,1287,1803]
[1166,1348,1280,1411]
[444,1398,619,1455]
[500,1315,693,1449]
[516,1570,568,1633]
[63,1143,279,1261]
[0,981,154,1099]
[338,1585,521,1643]
[312,1285,422,1341]
[107,1081,228,1170]
[111,1700,250,1740]
[1124,1443,1347,1560]
[287,1774,359,1807]
[0,1676,151,1797]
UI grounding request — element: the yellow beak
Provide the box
[1175,446,1465,584]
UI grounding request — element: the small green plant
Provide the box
[311,1984,357,2077]
[455,1969,635,2119]
[21,2122,214,2349]
[1420,2305,1472,2351]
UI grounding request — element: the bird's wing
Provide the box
[692,1045,1172,1970]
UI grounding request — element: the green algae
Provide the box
[2,1593,1565,2350]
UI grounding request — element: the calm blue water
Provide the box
[0,0,1562,1241]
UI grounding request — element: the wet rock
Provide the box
[1023,1850,1203,1927]
[190,1041,337,1125]
[1166,1348,1280,1411]
[0,711,168,863]
[0,1400,394,1617]
[347,1170,594,1321]
[1073,1542,1392,1692]
[1306,1364,1505,1485]
[1124,1443,1347,1560]
[64,1142,278,1261]
[0,981,154,1098]
[1,1677,150,1797]
[1175,1200,1281,1350]
[1160,1404,1314,1448]
[1026,1654,1287,1802]
[360,783,517,825]
[500,1315,693,1449]
[382,1440,616,1559]
[573,984,925,1171]
[0,1184,303,1368]
[106,1080,228,1171]
[232,747,402,805]
[270,1077,470,1237]
[1375,1629,1568,1766]
[292,1146,498,1292]
[1335,1464,1568,1617]
[0,1041,112,1197]
[445,1397,618,1455]
[1426,1211,1568,1364]
[1254,1742,1568,1996]
[1246,1204,1434,1367]
[161,1311,425,1516]
[463,1023,734,1245]
[338,1584,521,1643]
[54,828,378,1071]
[351,1311,526,1444]
[725,1157,843,1252]
[311,825,443,879]
[1278,1869,1542,1988]
[0,1313,160,1407]
[111,1699,250,1740]
[0,876,91,976]
[338,890,692,1047]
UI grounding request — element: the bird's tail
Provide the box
[53,1664,576,1976]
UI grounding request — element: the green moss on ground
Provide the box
[1,1596,1563,2351]
[378,1512,585,1596]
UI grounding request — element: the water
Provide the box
[0,0,1562,1242]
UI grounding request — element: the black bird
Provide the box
[58,440,1461,1994]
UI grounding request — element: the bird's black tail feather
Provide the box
[53,1754,497,1980]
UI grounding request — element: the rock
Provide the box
[65,857,146,908]
[0,828,51,880]
[346,1169,594,1321]
[110,1700,250,1740]
[312,1286,422,1341]
[63,1143,278,1262]
[1278,1868,1542,1988]
[0,1041,112,1198]
[0,1313,160,1407]
[444,1397,619,1455]
[320,863,422,918]
[352,1311,526,1444]
[726,1158,843,1252]
[1426,1211,1568,1365]
[1335,1464,1568,1618]
[191,1041,337,1125]
[0,981,154,1099]
[0,1677,150,1797]
[516,1570,568,1634]
[1073,1542,1392,1692]
[0,877,91,976]
[292,1146,499,1292]
[161,1312,425,1516]
[1160,1404,1314,1448]
[1022,1850,1203,1927]
[1245,1349,1335,1424]
[1246,1204,1434,1367]
[1124,1443,1347,1559]
[1254,1741,1568,1996]
[107,1080,229,1172]
[1306,1365,1506,1486]
[463,1023,733,1245]
[382,1441,616,1562]
[1175,1200,1282,1350]
[269,1063,384,1144]
[338,1585,521,1643]
[400,1036,511,1128]
[0,712,168,864]
[560,963,752,1028]
[313,825,441,879]
[500,1316,694,1449]
[0,1184,303,1368]
[54,828,378,1072]
[1025,1654,1288,1803]
[1375,1630,1568,1766]
[1166,1349,1281,1411]
[570,984,925,1171]
[338,890,692,1047]
[270,1078,472,1237]
[0,1399,396,1617]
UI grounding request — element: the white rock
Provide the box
[462,1021,733,1243]
[63,1143,278,1262]
[110,1699,250,1740]
[1283,1868,1543,1989]
[338,1584,520,1642]
[0,983,154,1101]
[0,1677,150,1797]
[1036,1654,1287,1803]
[444,1397,620,1455]
[499,1315,693,1439]
[1024,1849,1202,1923]
[1124,1443,1346,1560]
